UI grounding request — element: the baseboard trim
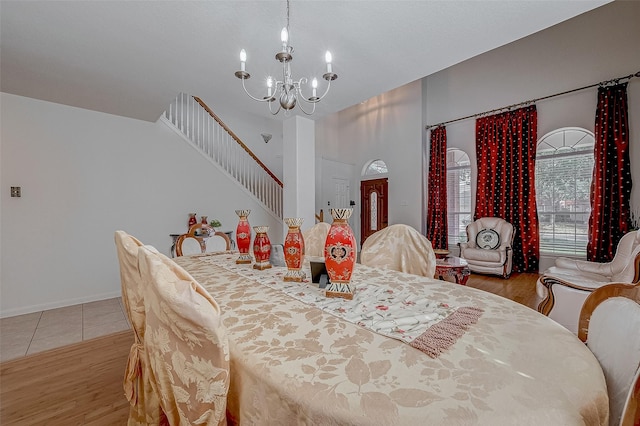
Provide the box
[0,291,121,319]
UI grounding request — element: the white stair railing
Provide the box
[163,93,283,218]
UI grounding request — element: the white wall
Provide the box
[315,80,424,244]
[0,93,283,317]
[283,115,316,237]
[315,1,639,270]
[423,0,640,270]
[206,101,284,180]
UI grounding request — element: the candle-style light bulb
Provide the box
[240,49,247,72]
[267,76,273,97]
[312,78,318,97]
[325,51,333,74]
[281,27,289,51]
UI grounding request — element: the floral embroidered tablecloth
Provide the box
[195,253,482,358]
[175,253,608,426]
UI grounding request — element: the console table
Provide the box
[170,231,235,257]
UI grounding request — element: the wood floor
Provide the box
[0,272,540,425]
[0,331,132,425]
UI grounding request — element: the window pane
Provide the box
[535,128,594,255]
[370,192,378,231]
[446,149,471,245]
[365,160,388,175]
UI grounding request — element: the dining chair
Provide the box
[138,246,230,425]
[360,224,436,278]
[114,231,165,425]
[302,222,331,257]
[578,282,640,426]
[621,366,640,426]
[205,231,231,253]
[175,234,204,256]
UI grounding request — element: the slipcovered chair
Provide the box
[537,230,640,334]
[302,222,331,257]
[114,231,165,425]
[138,246,230,425]
[205,231,231,253]
[459,217,514,278]
[175,234,203,256]
[577,282,640,426]
[360,224,436,278]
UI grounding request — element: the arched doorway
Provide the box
[360,160,388,244]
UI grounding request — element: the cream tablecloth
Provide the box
[175,253,609,426]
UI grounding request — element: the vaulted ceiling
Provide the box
[0,1,610,122]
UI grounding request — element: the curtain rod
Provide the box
[424,70,640,131]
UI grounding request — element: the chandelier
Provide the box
[234,0,337,116]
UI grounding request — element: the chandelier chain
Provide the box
[286,0,290,33]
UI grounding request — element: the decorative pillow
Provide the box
[476,229,500,249]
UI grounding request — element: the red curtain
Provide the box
[426,126,448,250]
[587,83,632,262]
[475,105,539,272]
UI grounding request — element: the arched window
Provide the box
[535,127,594,255]
[364,159,388,176]
[446,149,471,245]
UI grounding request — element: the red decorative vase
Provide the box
[283,218,306,282]
[201,215,208,225]
[188,213,197,229]
[324,208,357,300]
[235,209,252,264]
[253,226,272,270]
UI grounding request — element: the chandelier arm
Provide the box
[292,84,316,115]
[240,77,275,103]
[268,101,282,115]
[297,78,332,104]
[295,100,316,116]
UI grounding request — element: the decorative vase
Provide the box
[235,209,253,264]
[201,215,208,225]
[324,208,357,300]
[188,213,197,229]
[283,218,306,282]
[253,226,272,270]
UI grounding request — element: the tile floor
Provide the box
[0,297,130,362]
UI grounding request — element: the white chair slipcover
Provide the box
[360,224,436,278]
[114,231,164,425]
[138,246,230,425]
[302,222,331,257]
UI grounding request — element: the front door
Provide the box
[360,178,388,244]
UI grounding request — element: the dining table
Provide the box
[174,252,609,426]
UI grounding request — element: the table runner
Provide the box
[194,253,482,358]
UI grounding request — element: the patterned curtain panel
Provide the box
[587,83,632,262]
[475,105,539,272]
[426,126,448,250]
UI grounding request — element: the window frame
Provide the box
[446,148,472,247]
[535,127,595,256]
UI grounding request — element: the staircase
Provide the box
[161,93,283,218]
